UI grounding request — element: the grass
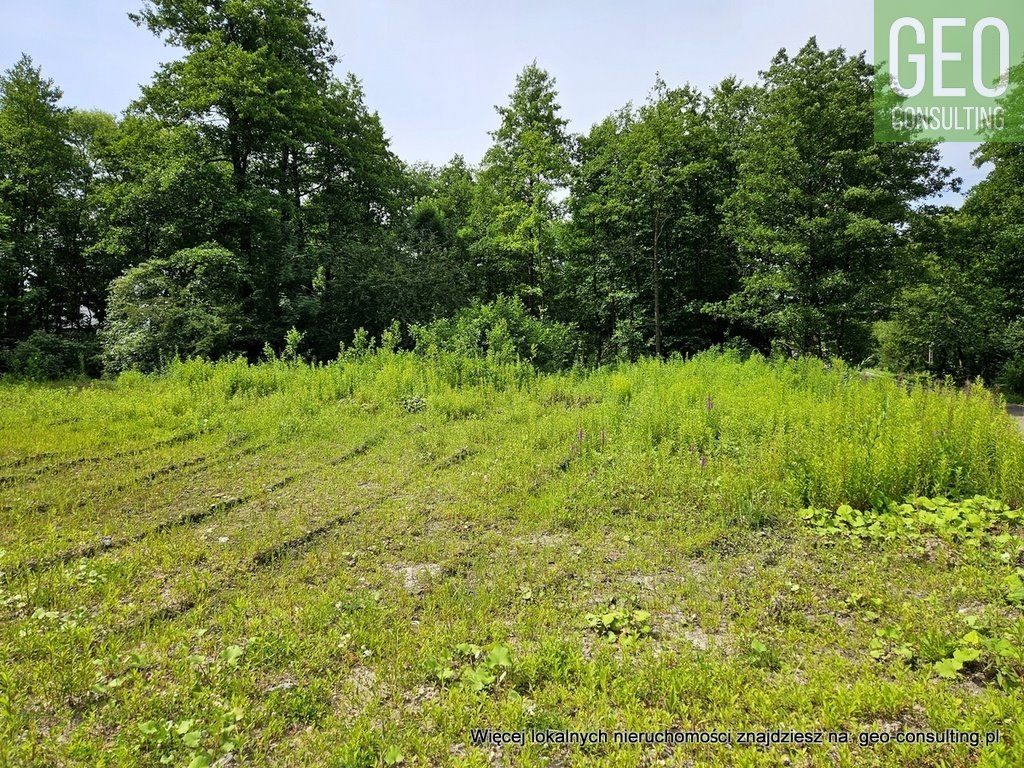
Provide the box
[1,351,1023,767]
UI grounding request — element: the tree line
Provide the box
[1,0,1022,392]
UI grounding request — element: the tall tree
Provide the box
[563,78,746,361]
[717,39,954,361]
[472,63,572,312]
[130,0,338,351]
[0,55,87,345]
[125,0,404,361]
[397,155,480,320]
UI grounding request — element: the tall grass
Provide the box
[3,351,1021,517]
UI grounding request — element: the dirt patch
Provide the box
[333,666,380,719]
[395,563,442,594]
[659,610,731,651]
[516,532,569,548]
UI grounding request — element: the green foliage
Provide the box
[1005,569,1024,606]
[564,78,747,361]
[716,40,954,361]
[3,331,100,380]
[283,328,304,364]
[801,496,1023,559]
[584,601,652,645]
[426,643,513,694]
[399,395,426,414]
[0,56,113,351]
[873,256,1004,379]
[745,638,782,671]
[868,616,1024,692]
[339,327,376,361]
[471,63,572,310]
[410,296,576,371]
[125,0,407,359]
[997,357,1024,398]
[101,244,247,374]
[137,703,244,768]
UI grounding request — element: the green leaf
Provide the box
[953,647,981,663]
[383,745,405,765]
[175,720,195,736]
[960,630,983,646]
[455,643,481,657]
[485,645,512,669]
[220,645,244,666]
[182,730,203,748]
[138,720,159,736]
[934,658,963,679]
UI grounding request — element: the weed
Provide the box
[585,600,653,645]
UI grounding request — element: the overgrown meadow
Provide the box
[1,352,1023,767]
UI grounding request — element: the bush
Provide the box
[3,331,101,380]
[873,275,1003,380]
[100,244,247,374]
[998,357,1024,397]
[409,296,577,372]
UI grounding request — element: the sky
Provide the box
[0,0,984,203]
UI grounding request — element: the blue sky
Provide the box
[0,0,982,202]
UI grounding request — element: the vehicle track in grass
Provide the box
[0,405,478,628]
[63,435,570,730]
[250,446,475,567]
[110,415,590,643]
[7,437,380,576]
[120,439,594,752]
[13,437,274,520]
[132,435,480,610]
[0,397,640,759]
[0,431,199,486]
[5,401,573,644]
[0,405,400,561]
[0,443,275,564]
[0,436,488,683]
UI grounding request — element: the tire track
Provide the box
[118,445,476,634]
[6,439,378,578]
[0,432,199,487]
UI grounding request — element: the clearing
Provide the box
[1,353,1023,767]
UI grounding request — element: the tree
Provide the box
[130,0,337,352]
[101,244,247,373]
[397,156,480,320]
[86,115,234,290]
[563,78,747,361]
[717,39,955,361]
[0,55,82,345]
[472,63,572,312]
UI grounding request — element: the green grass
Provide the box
[1,351,1023,767]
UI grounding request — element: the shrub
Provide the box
[873,271,1003,380]
[998,357,1024,397]
[100,244,247,374]
[409,296,577,372]
[3,331,101,380]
